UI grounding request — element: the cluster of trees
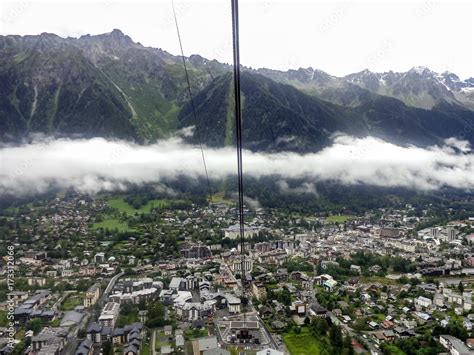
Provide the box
[145,301,171,328]
[299,317,354,355]
[432,319,469,341]
[25,318,44,334]
[283,258,314,273]
[116,303,139,327]
[315,288,342,311]
[115,299,171,329]
[317,263,360,279]
[241,176,465,213]
[381,336,443,355]
[266,287,292,307]
[323,251,418,278]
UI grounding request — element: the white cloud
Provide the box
[0,135,473,197]
[277,180,318,196]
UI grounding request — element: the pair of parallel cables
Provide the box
[172,0,248,315]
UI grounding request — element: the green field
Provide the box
[108,198,171,215]
[141,338,150,355]
[283,328,327,355]
[211,192,234,205]
[2,207,19,215]
[381,344,406,355]
[326,215,354,223]
[155,331,172,350]
[61,293,83,311]
[359,276,397,285]
[184,328,208,340]
[92,218,134,232]
[112,241,132,250]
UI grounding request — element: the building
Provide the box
[22,290,51,309]
[309,304,328,318]
[415,296,432,309]
[28,277,47,287]
[194,336,218,355]
[85,322,143,350]
[175,302,214,321]
[290,301,306,316]
[95,252,105,263]
[31,327,68,354]
[350,265,362,274]
[109,287,159,305]
[254,242,274,253]
[439,334,471,355]
[75,338,93,355]
[223,224,260,240]
[323,278,338,291]
[169,277,186,292]
[60,311,84,328]
[164,325,173,336]
[380,227,403,238]
[180,244,212,259]
[431,227,440,238]
[84,283,100,308]
[99,302,120,328]
[24,250,47,260]
[7,291,29,306]
[252,282,267,301]
[87,323,108,344]
[229,256,253,274]
[226,295,241,314]
[176,332,185,348]
[203,349,230,355]
[448,228,457,241]
[61,269,74,278]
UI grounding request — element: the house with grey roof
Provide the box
[60,311,84,327]
[75,338,93,355]
[203,349,231,355]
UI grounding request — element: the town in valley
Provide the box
[1,194,474,355]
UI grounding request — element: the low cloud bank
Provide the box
[0,135,473,196]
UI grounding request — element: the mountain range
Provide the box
[1,29,473,151]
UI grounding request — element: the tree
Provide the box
[26,319,43,334]
[193,328,203,337]
[145,300,169,328]
[329,324,343,349]
[12,341,26,355]
[77,329,86,339]
[343,336,354,355]
[102,341,114,355]
[310,317,329,337]
[458,281,464,293]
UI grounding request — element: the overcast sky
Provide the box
[0,0,472,79]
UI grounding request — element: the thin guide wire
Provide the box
[171,0,213,204]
